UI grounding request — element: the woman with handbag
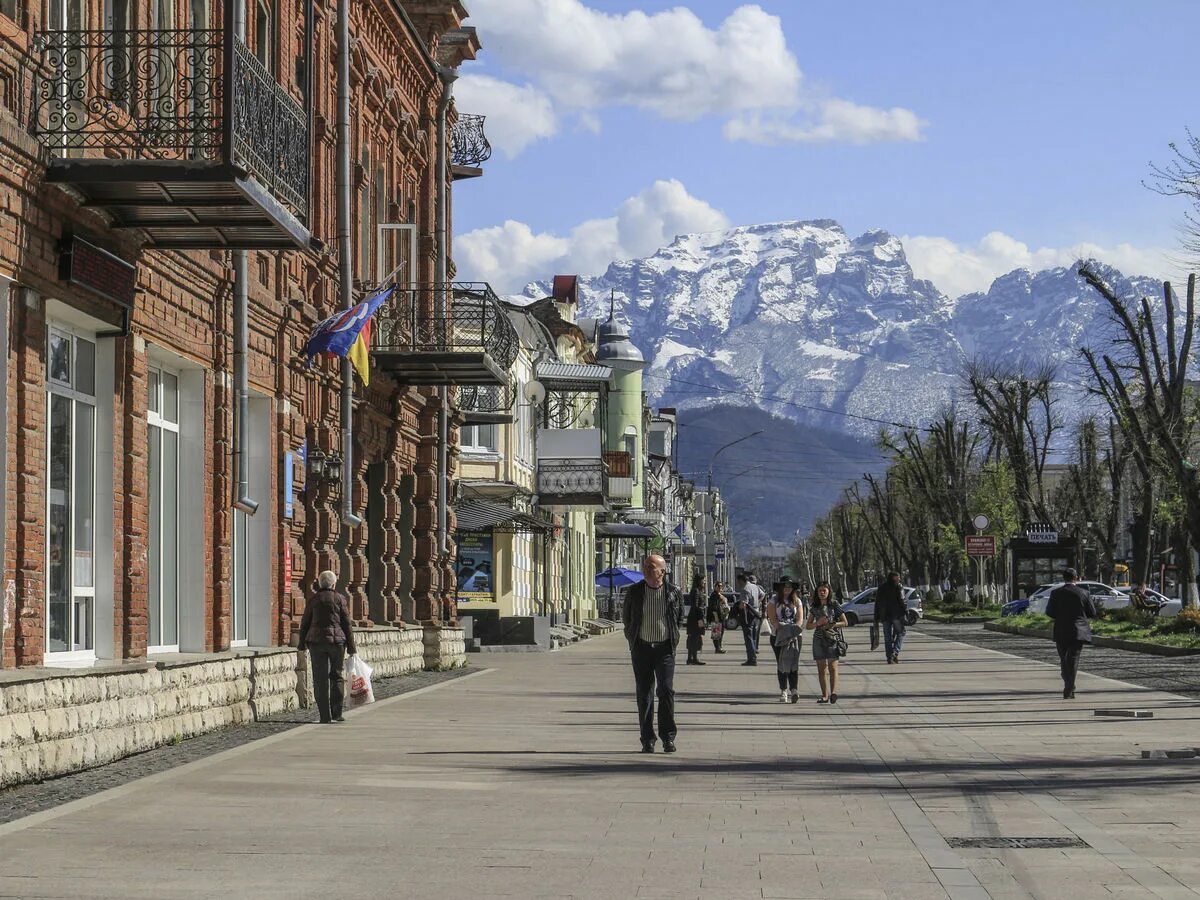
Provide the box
[806,581,848,704]
[707,582,729,654]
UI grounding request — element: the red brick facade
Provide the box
[0,1,473,667]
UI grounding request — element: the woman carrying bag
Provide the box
[298,570,358,724]
[806,581,848,704]
[707,582,729,654]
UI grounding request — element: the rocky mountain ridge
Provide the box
[524,219,1161,438]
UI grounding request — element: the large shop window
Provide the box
[147,366,181,651]
[47,329,97,658]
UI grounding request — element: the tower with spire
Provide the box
[595,293,646,510]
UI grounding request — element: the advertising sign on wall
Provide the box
[456,533,495,602]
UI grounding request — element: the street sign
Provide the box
[965,535,996,557]
[715,541,727,560]
[972,514,990,531]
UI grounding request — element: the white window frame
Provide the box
[147,364,181,653]
[461,423,497,454]
[45,324,98,664]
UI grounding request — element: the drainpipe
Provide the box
[336,0,361,528]
[231,0,257,515]
[435,66,457,563]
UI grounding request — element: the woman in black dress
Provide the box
[806,581,848,704]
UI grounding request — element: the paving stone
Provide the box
[0,632,1198,898]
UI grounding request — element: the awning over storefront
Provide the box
[454,500,549,535]
[596,522,657,539]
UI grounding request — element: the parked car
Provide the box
[1114,586,1180,617]
[1027,581,1124,615]
[840,586,924,626]
[1000,598,1030,617]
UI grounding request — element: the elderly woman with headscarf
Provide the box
[298,570,357,724]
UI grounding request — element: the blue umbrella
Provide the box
[595,566,644,589]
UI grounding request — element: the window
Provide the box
[254,1,272,68]
[461,424,496,453]
[147,366,180,651]
[358,148,372,277]
[0,0,17,22]
[105,0,132,107]
[46,329,97,657]
[232,508,249,644]
[623,430,637,483]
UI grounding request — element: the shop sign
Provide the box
[965,535,996,557]
[456,533,495,601]
[1027,529,1059,544]
[58,236,137,307]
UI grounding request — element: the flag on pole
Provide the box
[303,287,394,385]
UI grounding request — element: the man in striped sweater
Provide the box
[622,555,684,753]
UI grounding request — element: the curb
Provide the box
[983,621,1200,657]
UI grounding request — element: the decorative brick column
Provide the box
[12,294,46,667]
[119,336,150,658]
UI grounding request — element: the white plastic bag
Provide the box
[345,654,375,707]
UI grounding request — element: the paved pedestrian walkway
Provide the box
[2,628,1199,899]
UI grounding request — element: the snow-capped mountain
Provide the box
[524,219,1162,439]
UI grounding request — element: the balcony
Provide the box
[373,283,518,386]
[32,19,311,250]
[451,113,491,181]
[603,450,633,506]
[459,378,515,425]
[537,428,606,509]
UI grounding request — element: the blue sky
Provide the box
[454,0,1198,296]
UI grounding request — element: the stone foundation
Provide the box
[354,626,425,679]
[0,626,458,788]
[423,625,467,670]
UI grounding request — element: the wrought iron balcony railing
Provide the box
[537,460,606,504]
[373,283,519,386]
[451,113,491,169]
[32,25,309,223]
[459,378,516,423]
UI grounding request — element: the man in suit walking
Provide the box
[874,571,907,664]
[1044,568,1097,699]
[623,554,683,753]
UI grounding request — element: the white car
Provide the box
[840,586,924,626]
[1027,581,1123,615]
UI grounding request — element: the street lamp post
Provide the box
[706,430,762,585]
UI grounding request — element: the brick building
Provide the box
[0,0,497,669]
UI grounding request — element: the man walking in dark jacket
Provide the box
[623,555,683,753]
[1044,569,1096,699]
[874,572,907,664]
[298,570,358,724]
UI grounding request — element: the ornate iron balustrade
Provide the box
[459,378,515,419]
[537,461,605,500]
[452,114,491,168]
[32,26,309,221]
[374,283,519,371]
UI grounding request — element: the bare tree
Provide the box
[965,359,1061,523]
[1147,130,1200,264]
[1079,267,1199,606]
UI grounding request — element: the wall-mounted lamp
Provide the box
[306,448,343,488]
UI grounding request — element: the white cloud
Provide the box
[462,0,923,154]
[902,231,1178,299]
[724,100,926,145]
[454,74,558,158]
[456,179,729,292]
